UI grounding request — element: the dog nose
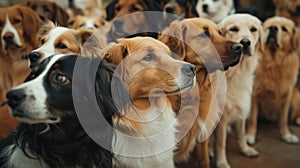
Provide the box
[240,38,251,48]
[165,6,174,13]
[29,52,41,64]
[269,26,278,32]
[202,4,209,12]
[231,43,243,54]
[3,32,14,42]
[7,89,26,109]
[181,63,196,77]
[39,14,46,21]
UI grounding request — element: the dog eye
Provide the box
[115,5,121,11]
[79,24,85,27]
[54,73,70,85]
[198,31,210,38]
[131,6,140,12]
[143,54,156,61]
[31,4,37,10]
[13,18,21,24]
[229,27,239,32]
[43,6,50,12]
[94,24,99,28]
[55,42,67,49]
[250,27,257,32]
[282,26,288,32]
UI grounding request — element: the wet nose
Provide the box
[3,32,14,42]
[165,6,175,13]
[181,63,196,77]
[202,4,209,12]
[7,89,26,109]
[240,38,251,48]
[39,14,46,21]
[231,43,243,54]
[29,52,41,65]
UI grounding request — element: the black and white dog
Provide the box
[0,55,129,168]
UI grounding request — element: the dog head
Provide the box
[29,22,95,68]
[263,16,299,52]
[68,15,107,30]
[273,0,300,16]
[26,0,69,27]
[219,14,264,56]
[102,37,195,106]
[159,18,242,73]
[163,0,198,18]
[0,5,42,58]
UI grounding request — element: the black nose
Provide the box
[3,32,14,42]
[181,64,196,77]
[39,14,46,21]
[269,26,278,32]
[113,18,124,27]
[29,52,41,64]
[165,6,174,13]
[202,4,209,12]
[240,38,251,48]
[7,89,26,109]
[231,43,243,52]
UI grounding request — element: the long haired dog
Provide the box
[0,54,129,168]
[68,0,103,17]
[215,14,263,168]
[159,18,242,168]
[26,0,70,27]
[68,15,107,30]
[0,5,42,139]
[273,0,300,26]
[247,17,299,144]
[196,0,237,23]
[102,37,196,168]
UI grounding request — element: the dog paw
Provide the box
[241,146,259,158]
[217,162,231,168]
[246,134,256,145]
[281,134,299,144]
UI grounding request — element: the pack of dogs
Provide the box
[0,0,299,168]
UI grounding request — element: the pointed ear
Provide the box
[53,3,69,26]
[159,20,186,60]
[18,5,42,36]
[292,27,299,50]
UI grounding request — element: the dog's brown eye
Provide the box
[54,73,70,85]
[115,5,121,11]
[250,27,257,32]
[131,6,140,12]
[229,27,239,32]
[143,54,156,61]
[41,39,45,45]
[94,24,99,28]
[55,42,67,49]
[43,6,50,12]
[282,26,288,32]
[13,18,21,24]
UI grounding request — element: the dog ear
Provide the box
[292,27,299,50]
[78,29,95,46]
[106,0,118,21]
[53,3,70,26]
[17,5,42,38]
[102,42,128,64]
[159,20,186,60]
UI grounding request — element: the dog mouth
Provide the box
[223,55,241,70]
[11,109,60,124]
[164,79,195,94]
[4,42,22,50]
[266,35,279,48]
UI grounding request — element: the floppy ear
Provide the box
[159,20,186,60]
[17,5,42,37]
[53,3,70,26]
[103,42,128,64]
[257,23,265,52]
[292,27,299,50]
[106,0,118,21]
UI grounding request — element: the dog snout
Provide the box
[231,43,243,54]
[165,6,175,13]
[269,26,278,33]
[202,4,209,13]
[240,38,251,48]
[7,89,26,109]
[3,32,14,42]
[181,63,196,77]
[29,52,41,65]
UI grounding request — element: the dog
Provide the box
[159,18,242,167]
[215,14,263,168]
[273,0,300,26]
[68,15,107,30]
[26,0,70,27]
[68,0,103,17]
[247,16,300,145]
[28,21,103,68]
[0,54,129,167]
[196,0,237,23]
[163,0,198,18]
[0,5,42,139]
[101,37,196,168]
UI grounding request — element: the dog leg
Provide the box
[246,99,258,145]
[195,139,210,168]
[280,88,299,144]
[235,119,259,157]
[215,116,230,168]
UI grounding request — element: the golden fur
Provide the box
[68,15,106,30]
[247,16,300,145]
[159,18,242,168]
[273,0,300,26]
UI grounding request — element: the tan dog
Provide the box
[0,5,42,139]
[159,18,243,168]
[247,16,300,144]
[273,0,300,26]
[102,37,196,168]
[215,14,263,168]
[68,15,106,30]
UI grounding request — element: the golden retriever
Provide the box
[247,16,299,144]
[273,0,300,26]
[215,14,263,168]
[101,37,196,168]
[159,18,243,167]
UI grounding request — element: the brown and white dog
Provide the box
[68,15,107,30]
[102,37,196,168]
[247,17,299,144]
[215,14,263,168]
[159,18,242,168]
[0,5,42,139]
[26,0,70,27]
[68,0,103,17]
